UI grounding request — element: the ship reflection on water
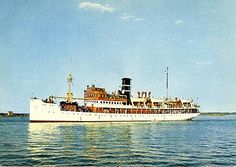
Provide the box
[27,122,197,166]
[27,122,152,165]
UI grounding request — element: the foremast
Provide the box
[66,72,73,103]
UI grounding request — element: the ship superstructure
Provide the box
[30,71,200,122]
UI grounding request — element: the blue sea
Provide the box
[0,114,236,166]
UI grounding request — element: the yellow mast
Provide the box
[67,72,73,102]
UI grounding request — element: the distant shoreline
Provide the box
[0,113,29,117]
[200,112,236,116]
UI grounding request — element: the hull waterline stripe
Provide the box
[30,119,193,123]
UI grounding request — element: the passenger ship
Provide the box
[30,70,200,122]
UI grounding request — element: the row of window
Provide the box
[43,104,54,107]
[87,100,124,105]
[50,111,188,118]
[87,94,106,98]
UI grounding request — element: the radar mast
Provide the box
[165,66,169,99]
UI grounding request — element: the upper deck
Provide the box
[84,85,127,102]
[83,85,199,110]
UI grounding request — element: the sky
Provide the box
[0,0,236,113]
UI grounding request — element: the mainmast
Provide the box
[165,66,169,99]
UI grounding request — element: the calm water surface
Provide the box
[0,114,236,166]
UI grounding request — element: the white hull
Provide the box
[30,99,200,122]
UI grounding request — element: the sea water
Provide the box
[0,114,236,166]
